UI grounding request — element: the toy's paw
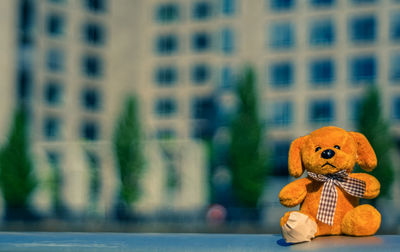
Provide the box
[350,173,380,199]
[281,212,317,243]
[341,204,381,236]
[279,178,310,207]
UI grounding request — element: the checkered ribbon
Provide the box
[308,170,365,226]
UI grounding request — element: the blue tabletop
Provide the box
[0,232,398,251]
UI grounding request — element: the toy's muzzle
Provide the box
[321,149,335,159]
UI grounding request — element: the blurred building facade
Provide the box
[137,0,400,174]
[6,0,120,216]
[138,0,400,213]
[0,0,209,218]
[0,0,400,222]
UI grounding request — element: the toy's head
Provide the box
[288,126,377,177]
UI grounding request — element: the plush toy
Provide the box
[279,126,381,243]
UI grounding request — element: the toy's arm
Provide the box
[279,177,312,207]
[349,173,380,199]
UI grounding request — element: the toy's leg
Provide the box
[341,204,381,236]
[281,211,318,243]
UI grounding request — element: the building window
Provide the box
[82,87,101,111]
[349,15,376,43]
[192,121,213,139]
[155,66,178,86]
[271,141,291,176]
[390,53,400,82]
[392,96,400,120]
[155,98,177,117]
[192,97,215,119]
[47,13,65,37]
[46,151,61,168]
[156,128,176,139]
[44,80,62,105]
[309,19,335,46]
[48,0,65,3]
[192,32,212,52]
[44,116,61,140]
[310,0,335,8]
[192,64,210,84]
[221,66,234,88]
[269,21,295,49]
[270,101,293,127]
[46,49,65,72]
[156,34,178,55]
[310,59,335,86]
[222,0,236,15]
[348,97,361,121]
[81,121,99,140]
[83,22,105,46]
[192,97,215,139]
[269,0,295,12]
[221,28,234,54]
[269,61,294,88]
[310,99,334,123]
[390,12,400,42]
[82,54,103,78]
[351,0,376,4]
[17,68,32,101]
[19,0,34,32]
[84,0,106,12]
[86,151,100,169]
[193,1,212,20]
[350,55,376,85]
[156,3,180,23]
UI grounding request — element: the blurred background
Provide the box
[0,0,399,234]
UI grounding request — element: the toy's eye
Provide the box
[334,145,341,150]
[315,147,321,152]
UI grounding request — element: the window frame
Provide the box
[155,98,178,118]
[192,1,213,20]
[44,80,63,105]
[156,34,179,55]
[269,0,295,12]
[82,54,103,78]
[309,58,335,86]
[349,15,377,44]
[46,13,65,37]
[44,116,62,140]
[349,55,377,85]
[268,21,295,50]
[269,100,293,127]
[83,22,106,46]
[269,61,294,88]
[156,3,180,23]
[309,18,335,47]
[84,0,107,13]
[309,99,335,123]
[192,31,212,52]
[81,120,100,141]
[46,48,65,72]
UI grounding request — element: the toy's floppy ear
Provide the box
[288,136,307,178]
[349,132,377,172]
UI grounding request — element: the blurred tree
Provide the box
[228,67,269,217]
[113,96,144,220]
[0,107,36,220]
[85,151,101,217]
[356,86,394,200]
[46,152,66,218]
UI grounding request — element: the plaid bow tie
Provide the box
[308,170,365,226]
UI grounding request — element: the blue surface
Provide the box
[0,233,399,251]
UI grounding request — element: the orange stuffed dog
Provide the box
[279,126,381,243]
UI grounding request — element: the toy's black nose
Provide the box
[321,149,335,159]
